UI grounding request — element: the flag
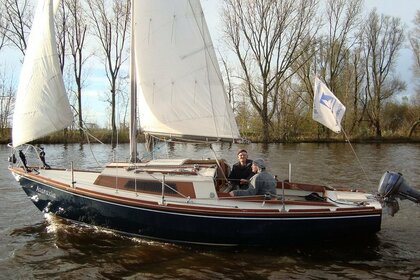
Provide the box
[312,77,346,133]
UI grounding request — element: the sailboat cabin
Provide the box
[94,159,231,199]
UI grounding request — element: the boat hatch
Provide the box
[146,159,189,166]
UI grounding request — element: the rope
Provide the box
[210,145,229,182]
[342,128,371,186]
[76,125,103,168]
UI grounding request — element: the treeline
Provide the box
[221,0,419,142]
[0,0,419,144]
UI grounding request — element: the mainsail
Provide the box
[312,77,346,133]
[133,0,240,141]
[12,0,73,147]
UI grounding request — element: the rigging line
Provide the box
[140,138,163,161]
[210,145,229,182]
[83,128,101,168]
[147,173,189,199]
[70,105,105,144]
[72,122,103,168]
[342,128,371,186]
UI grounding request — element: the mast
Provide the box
[129,0,138,163]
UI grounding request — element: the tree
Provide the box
[87,0,130,146]
[222,0,319,142]
[408,11,420,97]
[0,4,9,49]
[407,11,420,137]
[0,66,15,136]
[361,9,406,137]
[55,0,68,71]
[66,0,89,134]
[292,0,363,139]
[0,0,33,56]
[318,0,363,136]
[346,45,365,134]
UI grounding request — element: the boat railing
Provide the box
[145,172,191,204]
[7,143,46,172]
[132,167,198,175]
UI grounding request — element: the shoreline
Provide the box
[1,128,419,145]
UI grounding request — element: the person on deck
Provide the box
[18,149,29,171]
[229,158,277,197]
[227,149,255,190]
[39,147,51,169]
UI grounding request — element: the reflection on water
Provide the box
[0,143,419,279]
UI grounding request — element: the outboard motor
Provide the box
[378,171,420,215]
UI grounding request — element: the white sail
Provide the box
[133,0,240,141]
[12,0,73,147]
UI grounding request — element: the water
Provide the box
[0,143,419,279]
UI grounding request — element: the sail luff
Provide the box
[199,8,220,139]
[12,0,73,147]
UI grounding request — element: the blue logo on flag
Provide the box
[320,93,335,110]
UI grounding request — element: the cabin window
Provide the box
[124,180,178,195]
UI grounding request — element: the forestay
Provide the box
[12,0,73,147]
[133,0,240,141]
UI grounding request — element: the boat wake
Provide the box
[43,213,166,247]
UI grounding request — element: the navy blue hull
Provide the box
[18,176,382,246]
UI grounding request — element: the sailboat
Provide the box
[8,0,413,246]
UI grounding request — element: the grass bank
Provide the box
[0,128,419,145]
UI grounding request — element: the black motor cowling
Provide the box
[378,171,420,204]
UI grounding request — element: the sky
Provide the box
[201,0,419,97]
[1,0,419,128]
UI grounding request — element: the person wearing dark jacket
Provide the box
[229,158,277,197]
[18,149,29,171]
[39,147,51,169]
[228,149,255,190]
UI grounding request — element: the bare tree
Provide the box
[0,0,33,56]
[55,0,69,71]
[87,0,130,145]
[66,0,88,134]
[408,11,420,97]
[362,9,406,137]
[347,45,365,134]
[222,0,319,142]
[0,67,15,136]
[219,52,235,109]
[0,5,9,49]
[319,0,362,89]
[317,0,364,137]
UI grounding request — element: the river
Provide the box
[0,143,419,279]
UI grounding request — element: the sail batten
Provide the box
[12,0,73,147]
[134,0,240,141]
